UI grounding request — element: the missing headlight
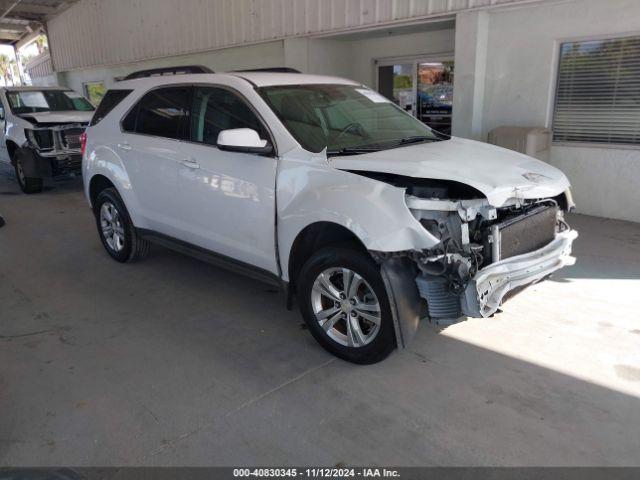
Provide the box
[25,129,54,150]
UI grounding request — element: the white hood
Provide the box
[19,111,93,124]
[329,137,570,207]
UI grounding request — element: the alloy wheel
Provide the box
[310,267,381,347]
[100,202,125,252]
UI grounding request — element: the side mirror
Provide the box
[217,128,273,155]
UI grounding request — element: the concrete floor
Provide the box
[1,166,639,467]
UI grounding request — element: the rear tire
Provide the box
[94,187,150,263]
[14,151,43,194]
[297,246,397,364]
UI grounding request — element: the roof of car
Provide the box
[230,71,360,87]
[115,72,361,89]
[2,86,72,92]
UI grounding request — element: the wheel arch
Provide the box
[82,143,144,227]
[287,221,368,293]
[88,174,117,209]
[6,140,19,165]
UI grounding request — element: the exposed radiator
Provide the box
[491,205,557,262]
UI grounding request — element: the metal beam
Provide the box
[0,31,21,40]
[0,1,77,27]
[0,21,28,31]
[0,0,23,22]
[15,25,41,49]
[11,4,57,16]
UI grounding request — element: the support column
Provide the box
[452,10,489,140]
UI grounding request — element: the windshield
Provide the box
[259,84,446,155]
[6,90,94,114]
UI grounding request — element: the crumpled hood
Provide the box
[329,136,570,207]
[19,111,93,124]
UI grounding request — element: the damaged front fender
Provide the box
[276,147,441,282]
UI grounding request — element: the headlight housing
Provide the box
[25,129,54,150]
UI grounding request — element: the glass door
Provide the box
[377,58,454,135]
[416,61,454,135]
[377,63,416,116]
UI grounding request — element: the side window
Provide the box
[0,103,4,121]
[121,102,138,132]
[90,89,132,126]
[124,86,191,140]
[83,81,106,105]
[191,87,266,145]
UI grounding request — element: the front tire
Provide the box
[298,247,397,364]
[94,187,150,263]
[14,150,43,194]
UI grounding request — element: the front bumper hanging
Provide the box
[461,229,578,318]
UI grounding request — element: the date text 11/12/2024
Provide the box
[233,468,401,478]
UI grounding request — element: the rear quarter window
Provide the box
[121,86,191,140]
[90,89,133,126]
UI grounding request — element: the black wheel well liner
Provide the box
[287,221,367,291]
[89,174,117,207]
[6,140,18,164]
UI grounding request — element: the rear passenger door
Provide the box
[120,86,193,237]
[176,86,278,274]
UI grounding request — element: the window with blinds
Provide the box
[552,35,640,146]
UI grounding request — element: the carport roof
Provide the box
[0,0,77,46]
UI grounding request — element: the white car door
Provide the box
[118,86,192,238]
[176,86,278,274]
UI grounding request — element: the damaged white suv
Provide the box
[82,70,577,364]
[0,86,94,193]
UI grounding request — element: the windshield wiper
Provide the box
[327,146,382,156]
[327,135,440,156]
[395,135,438,146]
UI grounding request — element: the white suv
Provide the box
[0,86,94,193]
[82,69,577,364]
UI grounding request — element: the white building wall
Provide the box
[29,74,61,87]
[283,38,354,78]
[464,0,640,222]
[60,41,285,95]
[47,0,537,72]
[24,53,54,79]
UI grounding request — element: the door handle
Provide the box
[179,159,200,169]
[117,143,132,151]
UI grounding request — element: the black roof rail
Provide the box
[122,65,214,80]
[234,67,302,73]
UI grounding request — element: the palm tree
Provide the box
[35,35,47,55]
